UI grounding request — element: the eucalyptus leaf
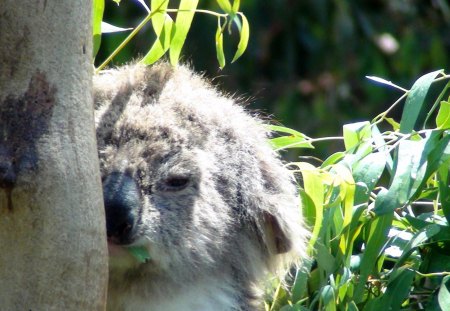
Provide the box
[141,0,173,65]
[231,13,249,63]
[400,70,442,134]
[92,0,105,58]
[169,0,199,65]
[436,101,450,129]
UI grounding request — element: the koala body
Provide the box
[94,63,308,311]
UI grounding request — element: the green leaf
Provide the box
[438,276,450,309]
[436,101,450,129]
[321,152,345,168]
[92,0,105,59]
[354,212,394,302]
[127,246,151,263]
[215,20,226,69]
[291,259,312,303]
[101,22,133,33]
[268,125,313,150]
[343,121,372,156]
[141,0,173,65]
[267,125,310,137]
[231,13,250,63]
[352,152,386,204]
[269,136,314,151]
[232,0,240,13]
[216,0,232,14]
[373,137,431,215]
[394,224,441,268]
[321,285,336,311]
[366,266,416,311]
[438,166,450,224]
[295,162,324,252]
[169,0,199,66]
[399,70,443,133]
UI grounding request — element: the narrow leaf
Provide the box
[399,70,443,133]
[269,136,314,150]
[366,75,407,92]
[141,1,173,65]
[92,0,105,58]
[215,20,226,69]
[267,125,310,138]
[436,101,450,129]
[352,152,386,204]
[343,121,372,155]
[231,13,250,63]
[232,0,240,13]
[101,22,133,33]
[169,0,199,66]
[141,14,173,65]
[373,138,429,215]
[294,162,324,252]
[354,212,394,302]
[438,275,450,309]
[216,0,232,14]
[136,0,150,13]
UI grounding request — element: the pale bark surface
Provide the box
[0,1,107,310]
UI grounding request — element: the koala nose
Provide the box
[102,171,141,245]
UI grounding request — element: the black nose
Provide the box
[103,171,141,245]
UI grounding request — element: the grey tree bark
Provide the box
[0,1,108,310]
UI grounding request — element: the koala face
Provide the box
[94,63,308,310]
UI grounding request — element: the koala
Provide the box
[94,62,309,311]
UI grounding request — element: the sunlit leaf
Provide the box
[169,0,199,66]
[366,75,407,92]
[267,125,310,138]
[294,162,324,252]
[136,0,150,13]
[215,20,226,69]
[436,101,450,129]
[92,0,105,58]
[232,0,240,13]
[231,13,250,63]
[269,136,314,150]
[343,121,372,156]
[216,0,232,14]
[400,70,443,133]
[352,152,386,204]
[438,276,450,309]
[101,22,133,33]
[141,0,173,65]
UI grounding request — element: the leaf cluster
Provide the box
[266,71,450,310]
[92,0,249,71]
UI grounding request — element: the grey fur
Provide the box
[94,63,309,311]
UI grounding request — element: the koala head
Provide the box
[94,63,308,304]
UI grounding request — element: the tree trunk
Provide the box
[0,1,107,310]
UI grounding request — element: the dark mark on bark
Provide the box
[0,71,56,210]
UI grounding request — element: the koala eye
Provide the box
[162,176,190,192]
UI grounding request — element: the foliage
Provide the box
[92,0,249,71]
[265,71,450,310]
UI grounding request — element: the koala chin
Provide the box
[94,62,309,311]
